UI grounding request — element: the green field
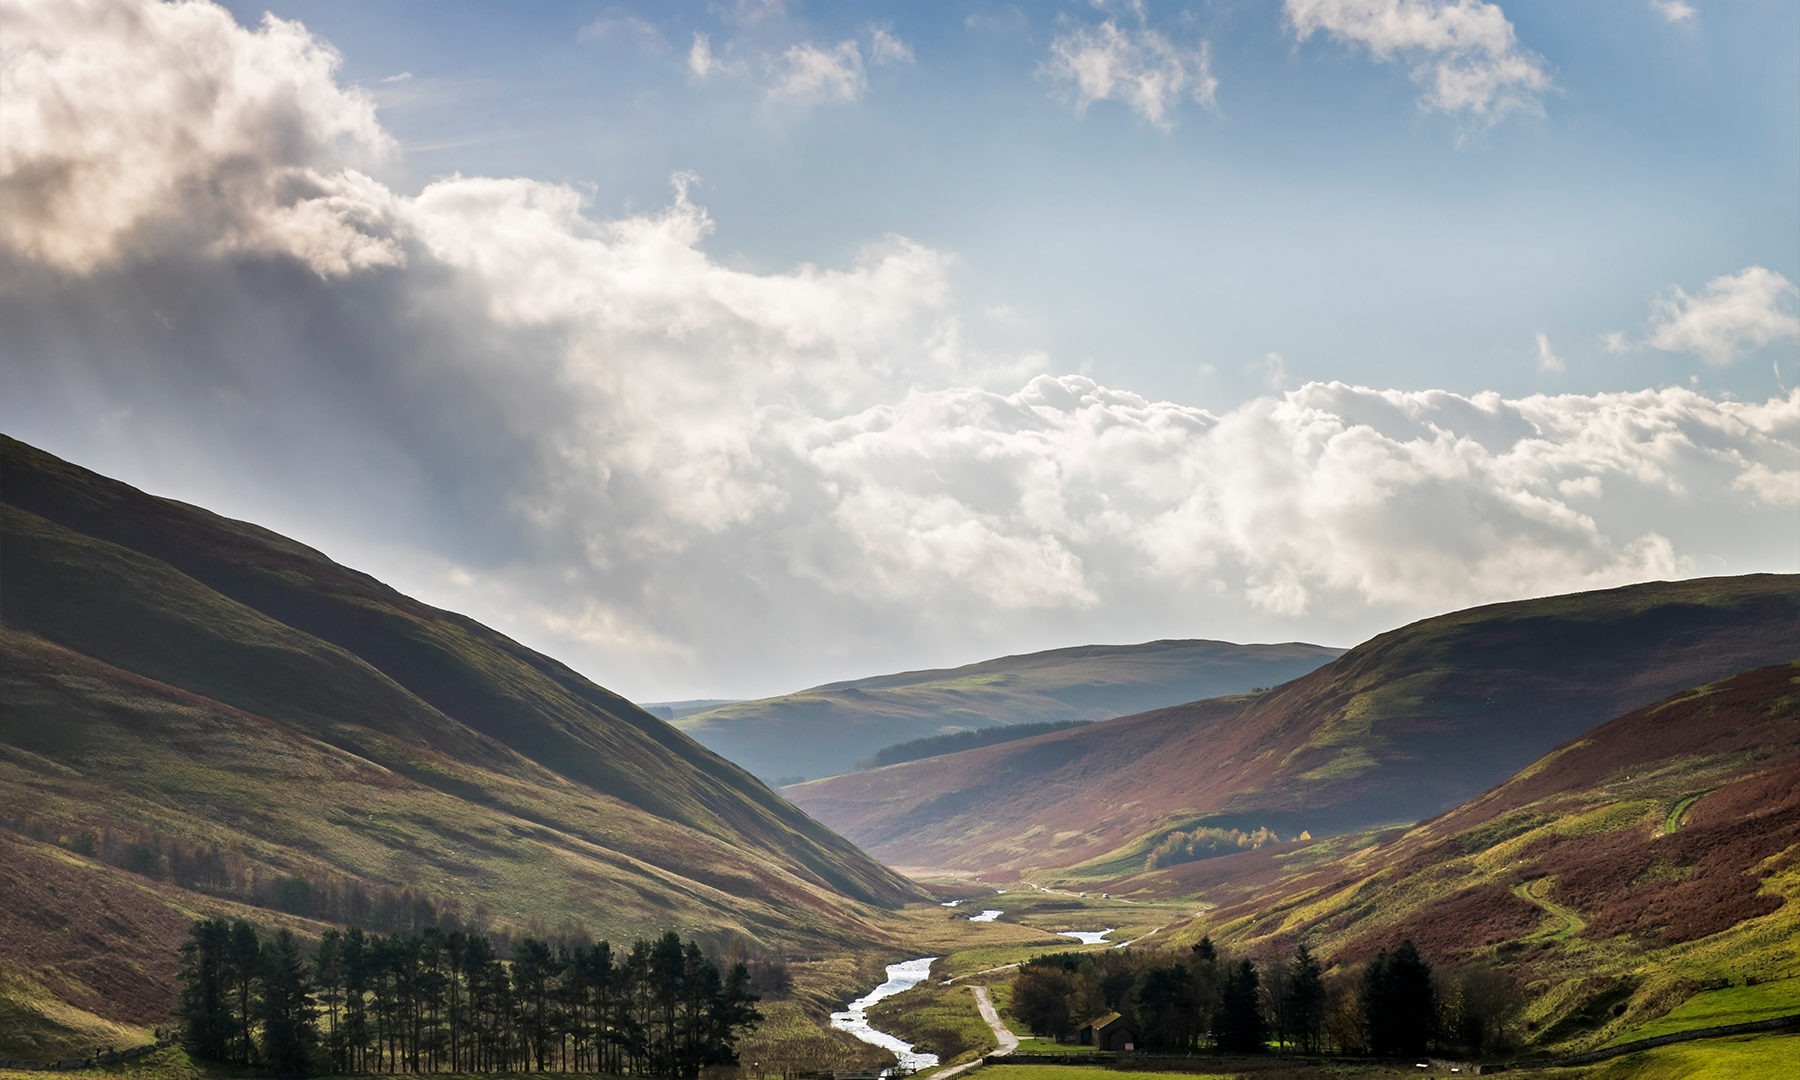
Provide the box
[1559,1032,1800,1080]
[1604,978,1800,1045]
[865,983,995,1065]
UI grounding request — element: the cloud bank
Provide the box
[2,0,1793,696]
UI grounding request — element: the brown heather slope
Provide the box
[1158,662,1800,1053]
[786,574,1800,876]
[0,435,926,1056]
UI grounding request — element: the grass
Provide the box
[866,983,995,1066]
[1553,1032,1800,1080]
[1662,791,1709,834]
[1603,977,1800,1045]
[977,1067,1234,1080]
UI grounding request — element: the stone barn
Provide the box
[1077,1012,1139,1052]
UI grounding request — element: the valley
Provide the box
[3,436,1797,1080]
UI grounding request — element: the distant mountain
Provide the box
[0,435,924,1058]
[786,574,1800,875]
[676,640,1343,782]
[1158,662,1800,1054]
[640,698,744,722]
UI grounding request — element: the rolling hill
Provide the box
[1158,661,1800,1053]
[676,639,1343,782]
[0,435,926,1058]
[785,574,1800,876]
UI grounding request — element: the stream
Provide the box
[829,957,942,1075]
[1057,929,1113,944]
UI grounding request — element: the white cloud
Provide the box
[1651,1,1696,23]
[1535,331,1564,373]
[766,40,867,106]
[3,0,1794,696]
[689,32,722,79]
[0,0,399,275]
[1045,16,1216,130]
[1642,266,1800,366]
[1285,0,1552,129]
[868,25,914,67]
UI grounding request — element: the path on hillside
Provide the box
[926,986,1015,1080]
[1513,876,1588,939]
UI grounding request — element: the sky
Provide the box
[1,0,1796,701]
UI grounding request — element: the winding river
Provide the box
[829,957,941,1075]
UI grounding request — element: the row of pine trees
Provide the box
[177,920,761,1078]
[1013,937,1512,1058]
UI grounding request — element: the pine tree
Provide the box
[1217,959,1265,1053]
[260,929,317,1077]
[1288,944,1325,1054]
[228,919,263,1066]
[177,918,234,1062]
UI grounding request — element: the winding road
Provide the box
[925,986,1016,1080]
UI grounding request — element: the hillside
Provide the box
[0,435,926,1058]
[786,574,1800,875]
[677,639,1342,782]
[1161,662,1800,1053]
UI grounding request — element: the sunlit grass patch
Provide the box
[1553,1032,1800,1080]
[1604,977,1800,1045]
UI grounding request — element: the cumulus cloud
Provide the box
[867,25,914,67]
[766,39,867,106]
[3,0,1794,696]
[1045,13,1216,130]
[1639,266,1800,367]
[0,0,399,275]
[1285,0,1552,128]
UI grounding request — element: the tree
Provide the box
[1011,966,1077,1040]
[512,938,559,1072]
[1288,944,1326,1054]
[177,918,234,1062]
[1216,959,1265,1053]
[259,929,316,1077]
[1132,964,1199,1051]
[228,919,263,1066]
[1442,963,1515,1056]
[1361,941,1435,1057]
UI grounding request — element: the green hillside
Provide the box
[787,574,1800,875]
[678,639,1342,782]
[1161,661,1800,1054]
[0,435,926,1058]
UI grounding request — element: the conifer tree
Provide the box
[1217,959,1265,1053]
[259,929,316,1077]
[177,918,234,1062]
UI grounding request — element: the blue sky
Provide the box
[2,0,1796,698]
[217,0,1800,406]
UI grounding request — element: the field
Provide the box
[1603,977,1800,1045]
[1555,1032,1800,1080]
[866,983,996,1065]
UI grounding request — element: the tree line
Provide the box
[177,919,761,1078]
[1010,937,1516,1058]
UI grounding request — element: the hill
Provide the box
[676,640,1342,782]
[1159,661,1800,1053]
[0,435,926,1058]
[785,574,1800,875]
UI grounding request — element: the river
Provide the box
[829,957,941,1075]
